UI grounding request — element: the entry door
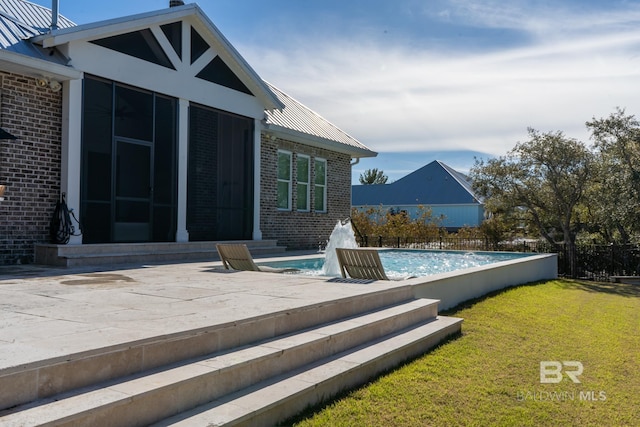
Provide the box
[113,140,152,242]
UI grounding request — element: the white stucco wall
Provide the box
[410,253,558,310]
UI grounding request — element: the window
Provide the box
[191,27,209,64]
[196,56,252,95]
[90,29,175,69]
[161,22,182,59]
[277,150,292,210]
[314,158,327,212]
[297,155,310,211]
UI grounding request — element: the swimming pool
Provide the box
[259,249,533,279]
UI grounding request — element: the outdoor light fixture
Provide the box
[0,185,5,201]
[35,77,62,92]
[48,80,62,92]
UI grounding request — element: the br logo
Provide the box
[540,361,583,383]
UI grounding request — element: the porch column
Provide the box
[175,98,189,242]
[252,119,262,240]
[61,78,82,245]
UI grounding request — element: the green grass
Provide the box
[285,280,640,427]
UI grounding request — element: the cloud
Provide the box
[239,1,640,157]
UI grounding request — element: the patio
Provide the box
[0,251,555,425]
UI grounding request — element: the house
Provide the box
[352,160,484,230]
[0,0,376,264]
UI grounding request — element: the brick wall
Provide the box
[260,135,352,249]
[0,70,354,262]
[0,72,62,264]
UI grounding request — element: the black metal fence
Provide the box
[358,235,640,281]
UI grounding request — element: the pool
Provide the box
[259,249,533,279]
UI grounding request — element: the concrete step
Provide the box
[0,300,459,427]
[34,240,286,267]
[0,286,415,412]
[153,316,463,427]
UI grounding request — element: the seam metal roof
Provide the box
[264,82,376,157]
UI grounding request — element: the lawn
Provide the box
[285,280,640,427]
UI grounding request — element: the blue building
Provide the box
[352,160,484,230]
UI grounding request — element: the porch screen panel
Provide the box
[81,77,113,243]
[188,104,254,241]
[187,106,218,240]
[81,76,178,244]
[153,96,178,241]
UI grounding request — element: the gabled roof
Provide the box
[264,82,376,158]
[30,3,284,111]
[352,160,481,206]
[0,1,375,157]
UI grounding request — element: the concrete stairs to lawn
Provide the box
[34,240,286,267]
[0,287,462,426]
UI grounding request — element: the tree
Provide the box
[586,108,640,244]
[359,168,388,185]
[471,128,593,277]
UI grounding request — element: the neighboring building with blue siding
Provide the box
[352,160,484,230]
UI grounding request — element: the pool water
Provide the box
[260,249,531,279]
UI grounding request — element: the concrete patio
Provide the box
[0,251,555,426]
[0,254,465,426]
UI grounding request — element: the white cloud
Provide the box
[240,2,640,157]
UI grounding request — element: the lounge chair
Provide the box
[216,244,298,273]
[335,248,390,281]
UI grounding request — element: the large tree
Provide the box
[359,168,388,185]
[471,128,593,277]
[586,108,640,244]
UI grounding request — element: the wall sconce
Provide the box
[35,77,62,92]
[49,80,62,92]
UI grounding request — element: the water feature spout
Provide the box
[322,220,359,276]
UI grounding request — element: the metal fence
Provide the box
[358,235,640,281]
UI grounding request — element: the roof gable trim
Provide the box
[31,4,283,110]
[264,124,377,158]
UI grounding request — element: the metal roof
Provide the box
[264,82,376,158]
[352,160,482,206]
[0,0,74,63]
[0,0,75,45]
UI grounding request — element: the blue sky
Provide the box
[32,0,640,182]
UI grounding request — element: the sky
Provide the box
[31,0,640,182]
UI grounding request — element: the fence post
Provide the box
[378,235,382,247]
[610,243,615,277]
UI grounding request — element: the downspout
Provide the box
[350,157,360,166]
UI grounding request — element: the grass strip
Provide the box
[286,280,640,426]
